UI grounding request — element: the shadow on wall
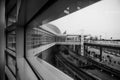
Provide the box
[38,45,60,66]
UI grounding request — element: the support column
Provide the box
[0,0,6,80]
[99,47,102,61]
[16,25,25,80]
[16,0,25,80]
[84,45,87,56]
[80,33,84,56]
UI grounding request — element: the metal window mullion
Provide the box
[0,0,6,80]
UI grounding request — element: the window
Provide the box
[7,31,16,51]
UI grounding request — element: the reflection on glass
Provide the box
[7,31,16,51]
[26,26,55,49]
[6,55,16,75]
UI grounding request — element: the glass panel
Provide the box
[7,31,16,51]
[7,16,16,27]
[6,54,16,76]
[26,26,55,50]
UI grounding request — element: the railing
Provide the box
[89,40,120,46]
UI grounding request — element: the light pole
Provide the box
[80,29,84,56]
[100,35,102,40]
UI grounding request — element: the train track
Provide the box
[59,45,120,79]
[86,57,120,79]
[56,54,99,80]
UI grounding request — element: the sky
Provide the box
[49,0,120,39]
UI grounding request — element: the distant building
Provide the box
[66,35,81,42]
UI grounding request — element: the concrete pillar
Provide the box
[16,0,25,80]
[99,47,102,61]
[84,45,87,56]
[73,45,75,52]
[81,34,84,56]
[16,25,25,80]
[0,0,6,80]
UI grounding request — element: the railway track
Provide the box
[86,57,120,79]
[56,54,99,80]
[58,46,120,79]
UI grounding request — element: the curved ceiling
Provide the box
[41,24,61,34]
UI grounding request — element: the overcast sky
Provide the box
[49,0,120,39]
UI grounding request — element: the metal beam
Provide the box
[0,0,6,80]
[17,0,53,27]
[6,0,16,15]
[24,0,57,26]
[84,42,120,50]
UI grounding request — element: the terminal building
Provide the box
[0,0,120,80]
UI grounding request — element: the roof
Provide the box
[41,24,61,34]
